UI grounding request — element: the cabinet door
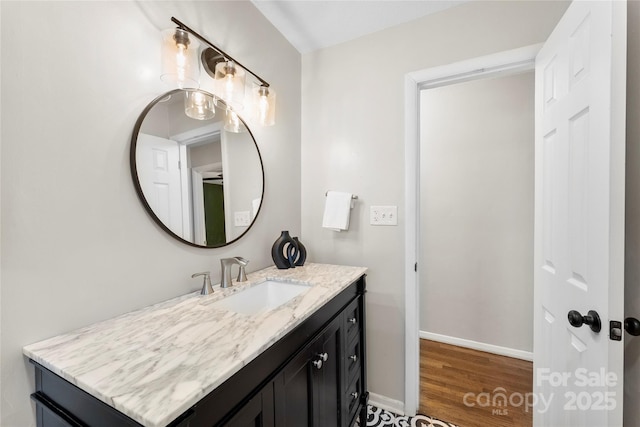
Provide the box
[225,382,274,427]
[275,314,343,427]
[313,317,342,427]
[275,341,313,426]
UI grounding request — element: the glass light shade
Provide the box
[214,61,246,107]
[184,90,215,120]
[161,28,200,89]
[224,108,246,133]
[252,85,276,126]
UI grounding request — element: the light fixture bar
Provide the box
[171,17,270,88]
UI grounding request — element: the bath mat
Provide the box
[360,404,459,427]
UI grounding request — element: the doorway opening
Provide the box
[418,69,535,426]
[403,44,541,418]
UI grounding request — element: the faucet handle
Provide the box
[234,257,249,266]
[235,257,249,282]
[192,271,214,295]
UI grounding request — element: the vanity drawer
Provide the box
[345,338,361,384]
[343,299,361,344]
[345,374,363,426]
[33,394,76,427]
[31,364,142,427]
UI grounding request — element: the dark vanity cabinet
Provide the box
[30,276,367,427]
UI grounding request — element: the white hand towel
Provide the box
[322,191,353,232]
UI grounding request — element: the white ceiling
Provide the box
[251,0,469,54]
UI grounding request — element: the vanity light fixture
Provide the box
[184,90,215,120]
[162,17,276,126]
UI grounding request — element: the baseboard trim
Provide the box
[420,331,533,362]
[368,392,405,416]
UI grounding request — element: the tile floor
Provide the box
[363,405,459,427]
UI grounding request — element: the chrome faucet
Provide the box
[220,257,249,288]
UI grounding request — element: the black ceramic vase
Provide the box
[271,231,298,269]
[293,237,307,266]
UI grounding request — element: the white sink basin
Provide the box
[211,279,311,315]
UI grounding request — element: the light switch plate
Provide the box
[234,211,251,227]
[370,206,398,226]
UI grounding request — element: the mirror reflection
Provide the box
[131,89,264,248]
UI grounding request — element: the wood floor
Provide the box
[419,339,533,427]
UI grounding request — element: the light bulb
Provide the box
[224,73,235,101]
[258,95,269,124]
[175,43,187,87]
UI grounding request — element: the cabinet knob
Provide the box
[349,354,358,362]
[348,317,357,324]
[312,359,323,370]
[318,352,328,362]
[351,391,359,400]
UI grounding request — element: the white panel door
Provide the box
[137,133,184,237]
[534,1,626,426]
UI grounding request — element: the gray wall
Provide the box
[222,131,263,240]
[625,1,640,426]
[301,0,569,404]
[0,1,300,425]
[189,141,222,169]
[419,72,534,353]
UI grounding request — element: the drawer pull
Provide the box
[349,354,358,362]
[348,317,357,324]
[351,391,359,400]
[312,359,323,370]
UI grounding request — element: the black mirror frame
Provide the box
[129,89,265,249]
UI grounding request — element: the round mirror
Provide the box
[130,89,264,248]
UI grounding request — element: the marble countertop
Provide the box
[23,263,367,427]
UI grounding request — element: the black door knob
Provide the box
[568,310,601,333]
[625,317,640,336]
